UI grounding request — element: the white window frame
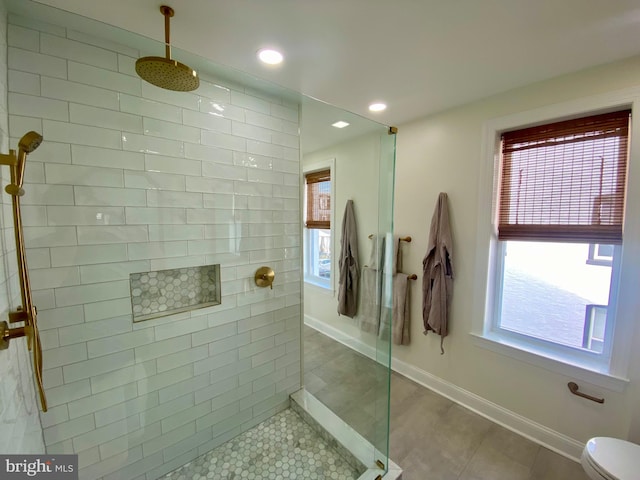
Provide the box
[587,243,615,267]
[303,159,336,292]
[491,240,622,370]
[471,91,640,392]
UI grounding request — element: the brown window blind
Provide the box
[498,109,631,244]
[305,169,331,229]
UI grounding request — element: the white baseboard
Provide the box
[304,314,379,361]
[304,315,585,462]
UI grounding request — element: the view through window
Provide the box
[499,241,613,353]
[308,229,331,280]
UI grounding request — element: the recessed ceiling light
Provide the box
[332,121,350,129]
[257,49,284,65]
[368,103,387,112]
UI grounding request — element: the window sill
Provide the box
[469,332,629,392]
[304,278,333,295]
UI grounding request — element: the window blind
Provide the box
[305,169,331,229]
[498,109,631,244]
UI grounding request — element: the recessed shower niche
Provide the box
[129,264,221,322]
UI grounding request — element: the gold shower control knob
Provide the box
[255,267,275,289]
[0,321,25,350]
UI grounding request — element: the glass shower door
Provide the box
[372,128,396,474]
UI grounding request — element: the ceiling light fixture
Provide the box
[368,103,387,112]
[332,121,350,129]
[258,49,284,65]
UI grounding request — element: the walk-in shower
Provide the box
[0,1,398,478]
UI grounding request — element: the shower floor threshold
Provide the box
[163,407,364,479]
[290,389,403,480]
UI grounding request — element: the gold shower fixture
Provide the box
[135,5,200,92]
[0,131,47,412]
[255,267,275,289]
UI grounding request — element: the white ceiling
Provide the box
[29,0,640,127]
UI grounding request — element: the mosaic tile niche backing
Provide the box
[130,264,221,322]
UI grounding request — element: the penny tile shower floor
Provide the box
[164,409,360,480]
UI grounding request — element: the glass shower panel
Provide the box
[300,96,395,476]
[373,129,396,472]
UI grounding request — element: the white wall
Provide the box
[6,13,301,479]
[0,0,46,456]
[392,55,640,453]
[303,133,385,351]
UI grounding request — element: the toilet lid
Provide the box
[585,437,640,480]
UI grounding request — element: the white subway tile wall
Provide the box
[7,14,301,480]
[0,1,46,456]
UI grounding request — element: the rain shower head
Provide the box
[135,5,199,92]
[18,131,43,154]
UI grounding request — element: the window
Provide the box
[304,167,333,289]
[498,240,616,356]
[491,110,631,369]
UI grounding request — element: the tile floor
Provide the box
[164,408,361,480]
[303,325,590,480]
[303,327,389,453]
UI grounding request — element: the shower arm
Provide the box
[163,5,172,59]
[0,147,48,412]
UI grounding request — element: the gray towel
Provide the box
[367,233,385,270]
[392,273,410,345]
[338,200,359,318]
[378,234,394,340]
[378,303,392,342]
[359,267,380,334]
[359,234,385,333]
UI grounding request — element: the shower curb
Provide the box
[290,389,403,480]
[290,392,367,475]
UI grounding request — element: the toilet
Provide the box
[581,437,640,480]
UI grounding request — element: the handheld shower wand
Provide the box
[5,131,43,196]
[0,130,48,412]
